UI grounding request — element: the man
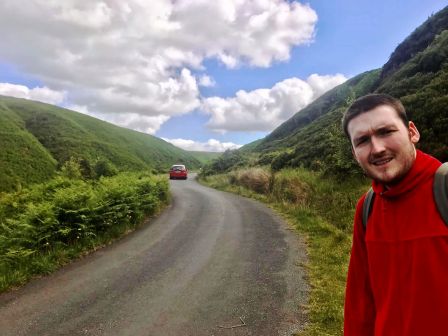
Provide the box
[342,94,448,335]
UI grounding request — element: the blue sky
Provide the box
[0,1,446,151]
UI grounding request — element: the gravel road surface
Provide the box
[0,174,309,335]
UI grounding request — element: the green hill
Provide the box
[187,151,222,165]
[203,6,448,175]
[0,96,201,192]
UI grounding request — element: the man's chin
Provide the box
[366,168,397,185]
[369,169,408,186]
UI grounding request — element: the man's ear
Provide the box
[408,121,420,144]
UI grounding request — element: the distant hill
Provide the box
[203,6,448,176]
[187,151,222,165]
[0,96,201,192]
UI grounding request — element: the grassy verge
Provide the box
[199,168,369,335]
[0,172,169,292]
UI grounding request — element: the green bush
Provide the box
[0,171,169,291]
[93,159,118,178]
[60,157,83,180]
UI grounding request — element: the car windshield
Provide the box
[171,165,185,170]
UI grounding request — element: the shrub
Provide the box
[0,172,169,287]
[78,158,94,179]
[271,170,311,206]
[229,168,271,194]
[271,152,294,171]
[60,157,83,180]
[93,159,118,178]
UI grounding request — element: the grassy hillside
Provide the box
[187,151,222,165]
[261,69,380,148]
[0,100,57,192]
[0,96,201,192]
[259,70,380,173]
[377,28,448,160]
[203,5,448,175]
[380,6,448,79]
[201,69,381,177]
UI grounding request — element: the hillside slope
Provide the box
[204,6,448,175]
[0,99,57,191]
[187,151,222,165]
[0,96,201,192]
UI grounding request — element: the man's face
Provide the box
[347,105,420,185]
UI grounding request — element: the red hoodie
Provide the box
[344,150,448,335]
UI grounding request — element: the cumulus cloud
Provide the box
[163,138,242,152]
[65,104,89,115]
[0,0,318,132]
[198,75,216,88]
[202,73,347,133]
[0,82,66,105]
[307,73,348,98]
[64,104,168,134]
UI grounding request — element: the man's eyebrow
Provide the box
[353,134,368,144]
[374,124,397,133]
[376,123,394,129]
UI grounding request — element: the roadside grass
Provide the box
[199,167,368,336]
[0,172,169,293]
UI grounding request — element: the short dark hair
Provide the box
[342,93,409,140]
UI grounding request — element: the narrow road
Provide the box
[0,174,309,336]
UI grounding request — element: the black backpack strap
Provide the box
[434,162,448,226]
[362,188,375,232]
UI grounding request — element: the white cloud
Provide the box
[87,111,170,135]
[64,102,168,134]
[65,104,89,115]
[0,82,66,105]
[202,73,347,133]
[163,138,242,152]
[198,75,216,87]
[0,0,317,133]
[307,73,348,98]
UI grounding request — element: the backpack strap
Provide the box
[434,162,448,226]
[362,187,375,231]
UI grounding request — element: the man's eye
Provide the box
[356,138,368,146]
[379,129,395,136]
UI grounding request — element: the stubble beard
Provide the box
[364,145,416,185]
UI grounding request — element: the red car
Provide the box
[169,164,188,180]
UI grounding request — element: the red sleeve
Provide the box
[344,195,376,336]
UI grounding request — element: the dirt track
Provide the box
[0,174,309,335]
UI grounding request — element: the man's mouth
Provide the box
[370,157,393,166]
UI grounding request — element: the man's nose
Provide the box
[370,136,386,154]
